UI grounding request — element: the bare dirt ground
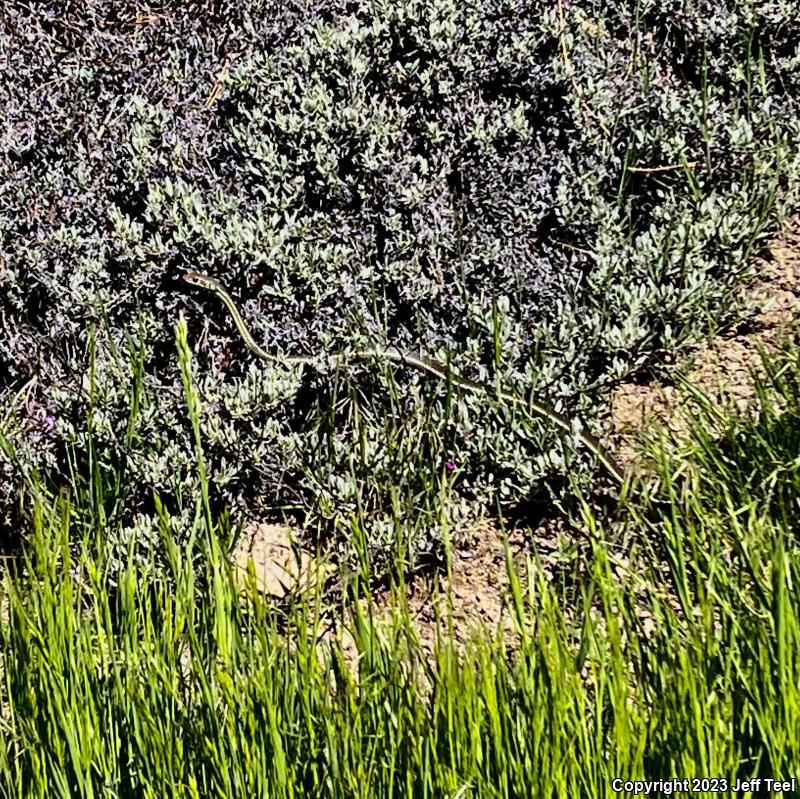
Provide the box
[612,221,800,471]
[232,219,800,652]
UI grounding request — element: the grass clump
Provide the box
[0,325,799,796]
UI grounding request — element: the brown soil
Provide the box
[612,221,800,470]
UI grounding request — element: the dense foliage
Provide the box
[1,0,799,560]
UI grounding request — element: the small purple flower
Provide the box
[44,415,56,431]
[445,461,456,472]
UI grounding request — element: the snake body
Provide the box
[183,272,626,486]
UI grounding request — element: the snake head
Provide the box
[183,272,223,293]
[183,271,206,285]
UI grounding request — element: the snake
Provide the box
[183,272,626,486]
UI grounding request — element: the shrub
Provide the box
[1,0,799,563]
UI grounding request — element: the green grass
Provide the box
[0,321,799,798]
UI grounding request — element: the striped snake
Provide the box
[183,272,626,486]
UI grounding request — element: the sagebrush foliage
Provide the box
[1,0,798,561]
